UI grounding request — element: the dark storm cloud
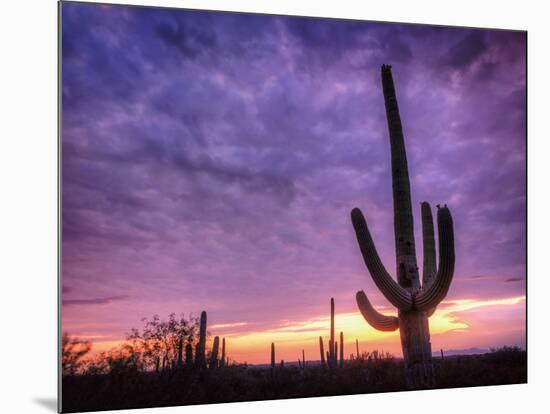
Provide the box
[442,30,487,69]
[60,3,526,336]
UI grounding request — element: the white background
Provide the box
[0,0,547,413]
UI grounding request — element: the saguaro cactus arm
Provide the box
[415,206,455,311]
[356,290,399,332]
[351,208,413,310]
[421,202,437,288]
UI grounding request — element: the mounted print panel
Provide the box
[60,1,526,412]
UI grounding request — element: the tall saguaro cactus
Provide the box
[195,311,207,369]
[351,64,455,388]
[271,342,276,369]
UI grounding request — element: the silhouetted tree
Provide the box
[62,333,91,376]
[126,313,200,372]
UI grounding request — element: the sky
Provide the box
[61,2,526,364]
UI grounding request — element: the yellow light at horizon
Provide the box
[80,295,526,364]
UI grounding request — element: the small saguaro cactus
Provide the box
[356,339,360,359]
[319,336,326,367]
[271,342,276,369]
[302,349,306,369]
[339,332,344,368]
[220,337,226,368]
[351,64,455,388]
[328,298,336,369]
[195,311,207,369]
[185,343,193,366]
[209,336,220,369]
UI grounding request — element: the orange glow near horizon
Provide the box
[81,295,525,364]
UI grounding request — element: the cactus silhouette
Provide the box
[220,337,226,367]
[351,64,455,387]
[271,342,275,369]
[339,332,344,368]
[319,336,326,367]
[195,311,207,369]
[355,339,359,359]
[185,343,193,367]
[328,298,336,369]
[210,336,220,369]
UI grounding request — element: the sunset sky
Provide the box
[61,2,526,364]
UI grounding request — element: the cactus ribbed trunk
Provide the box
[319,336,326,367]
[271,343,275,369]
[398,310,433,386]
[381,65,432,388]
[195,311,207,369]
